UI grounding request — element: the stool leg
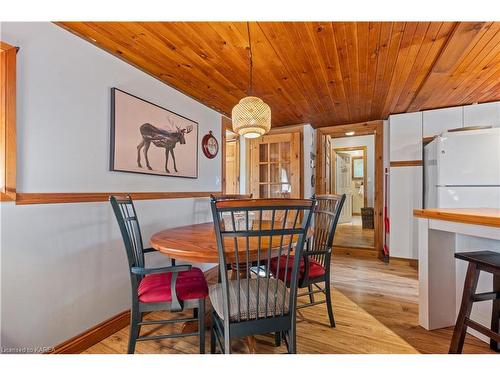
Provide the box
[449,263,480,354]
[491,274,500,352]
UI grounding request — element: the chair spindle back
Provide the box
[307,194,346,268]
[109,195,146,275]
[210,198,315,323]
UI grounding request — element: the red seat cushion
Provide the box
[137,267,208,303]
[269,255,325,283]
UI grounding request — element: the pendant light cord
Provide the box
[247,22,253,96]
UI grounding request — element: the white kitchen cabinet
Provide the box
[463,101,500,128]
[389,166,422,259]
[423,106,463,137]
[389,112,423,161]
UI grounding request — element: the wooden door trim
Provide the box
[390,160,423,167]
[316,120,384,258]
[0,41,17,201]
[221,116,230,194]
[224,136,240,194]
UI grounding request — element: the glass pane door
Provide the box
[250,133,301,199]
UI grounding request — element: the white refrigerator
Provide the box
[424,127,500,208]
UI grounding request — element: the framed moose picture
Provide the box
[110,88,198,178]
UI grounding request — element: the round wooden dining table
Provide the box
[150,221,305,264]
[150,220,309,353]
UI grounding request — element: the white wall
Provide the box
[303,124,316,199]
[0,22,221,350]
[331,135,375,207]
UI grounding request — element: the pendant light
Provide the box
[231,22,271,139]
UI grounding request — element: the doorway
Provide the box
[316,121,383,258]
[225,130,240,194]
[332,142,374,250]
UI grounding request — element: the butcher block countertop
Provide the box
[413,208,500,228]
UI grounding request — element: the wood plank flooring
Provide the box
[334,222,374,249]
[83,255,495,354]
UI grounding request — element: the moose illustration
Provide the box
[136,116,193,173]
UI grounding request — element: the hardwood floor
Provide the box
[334,220,375,249]
[83,255,495,354]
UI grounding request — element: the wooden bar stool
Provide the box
[449,251,500,354]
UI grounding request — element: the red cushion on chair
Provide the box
[269,255,325,283]
[137,267,208,303]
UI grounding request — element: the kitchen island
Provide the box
[414,208,500,342]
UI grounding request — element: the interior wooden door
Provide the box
[324,135,332,194]
[335,152,353,223]
[225,139,239,194]
[249,132,301,199]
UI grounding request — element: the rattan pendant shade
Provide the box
[232,23,271,138]
[232,96,271,138]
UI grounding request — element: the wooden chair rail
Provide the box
[14,191,220,205]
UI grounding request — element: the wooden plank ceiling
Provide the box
[57,22,500,128]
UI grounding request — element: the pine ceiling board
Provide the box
[417,24,500,110]
[332,22,358,123]
[382,22,424,117]
[120,22,245,103]
[431,22,488,74]
[59,22,229,108]
[462,55,500,104]
[89,22,239,110]
[258,22,333,126]
[308,22,351,124]
[301,22,348,125]
[227,21,312,125]
[422,22,497,108]
[370,22,406,119]
[475,80,500,103]
[139,22,247,98]
[57,22,500,128]
[455,58,500,106]
[345,22,362,122]
[356,22,370,122]
[407,22,490,111]
[436,24,500,107]
[364,22,381,122]
[244,22,313,125]
[274,22,334,125]
[392,22,456,113]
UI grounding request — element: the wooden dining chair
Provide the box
[269,194,345,329]
[110,195,208,354]
[209,198,315,354]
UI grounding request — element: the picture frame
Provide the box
[110,88,199,179]
[352,156,364,179]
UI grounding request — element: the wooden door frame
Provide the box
[224,135,240,194]
[221,116,232,194]
[0,41,17,202]
[331,146,368,210]
[316,120,383,258]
